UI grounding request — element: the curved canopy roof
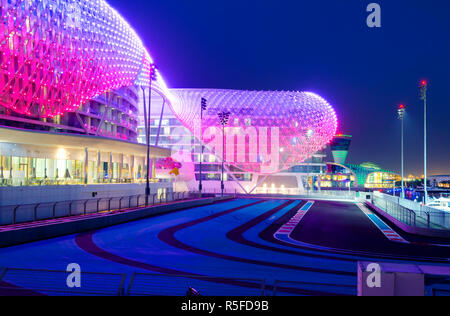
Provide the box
[170,89,338,174]
[0,0,168,118]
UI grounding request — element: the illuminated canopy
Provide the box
[170,89,338,174]
[0,0,164,118]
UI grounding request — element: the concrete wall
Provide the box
[0,183,174,206]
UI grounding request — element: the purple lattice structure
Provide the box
[170,89,338,174]
[0,0,156,118]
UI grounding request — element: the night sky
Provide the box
[108,0,450,175]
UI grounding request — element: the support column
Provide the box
[150,158,154,180]
[97,150,101,183]
[119,153,124,183]
[131,155,135,183]
[84,148,89,186]
[109,152,113,183]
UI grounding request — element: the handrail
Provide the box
[126,272,266,296]
[0,268,127,296]
[372,192,449,230]
[273,279,356,296]
[0,267,447,296]
[0,191,193,226]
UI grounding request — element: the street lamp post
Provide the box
[218,112,231,197]
[199,98,207,198]
[398,104,406,199]
[306,129,314,195]
[420,80,428,205]
[144,64,158,206]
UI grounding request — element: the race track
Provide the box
[0,199,448,296]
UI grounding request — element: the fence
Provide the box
[0,268,126,296]
[373,194,417,227]
[127,273,266,296]
[308,190,358,200]
[373,192,450,230]
[272,280,356,296]
[426,275,450,297]
[198,189,359,201]
[0,192,191,226]
[0,268,448,296]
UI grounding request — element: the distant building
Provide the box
[330,135,352,165]
[321,162,400,189]
[429,175,450,189]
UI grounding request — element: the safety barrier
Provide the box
[0,267,448,296]
[372,192,450,231]
[127,273,266,296]
[193,189,358,201]
[0,268,126,296]
[272,280,356,296]
[426,275,450,297]
[372,194,417,227]
[0,190,363,226]
[0,192,191,226]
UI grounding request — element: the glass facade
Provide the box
[0,128,169,187]
[365,172,400,189]
[0,151,154,187]
[320,163,400,189]
[0,86,140,142]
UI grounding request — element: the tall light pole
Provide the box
[398,104,406,199]
[306,129,314,194]
[420,80,428,205]
[144,64,158,206]
[218,112,231,197]
[199,98,207,198]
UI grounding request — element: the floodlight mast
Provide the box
[143,64,158,206]
[199,98,208,198]
[420,81,428,205]
[398,104,406,199]
[218,112,231,197]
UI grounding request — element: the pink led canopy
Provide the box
[170,89,338,174]
[0,0,154,118]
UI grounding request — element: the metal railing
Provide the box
[127,272,266,296]
[372,192,450,230]
[0,267,448,296]
[0,192,191,226]
[272,280,356,296]
[373,194,417,227]
[192,189,358,200]
[0,178,173,187]
[0,268,126,296]
[426,275,450,297]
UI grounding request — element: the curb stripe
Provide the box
[357,203,409,244]
[275,202,315,237]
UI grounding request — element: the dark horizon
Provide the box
[109,0,450,176]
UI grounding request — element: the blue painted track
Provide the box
[0,199,448,296]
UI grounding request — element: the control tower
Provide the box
[330,135,352,165]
